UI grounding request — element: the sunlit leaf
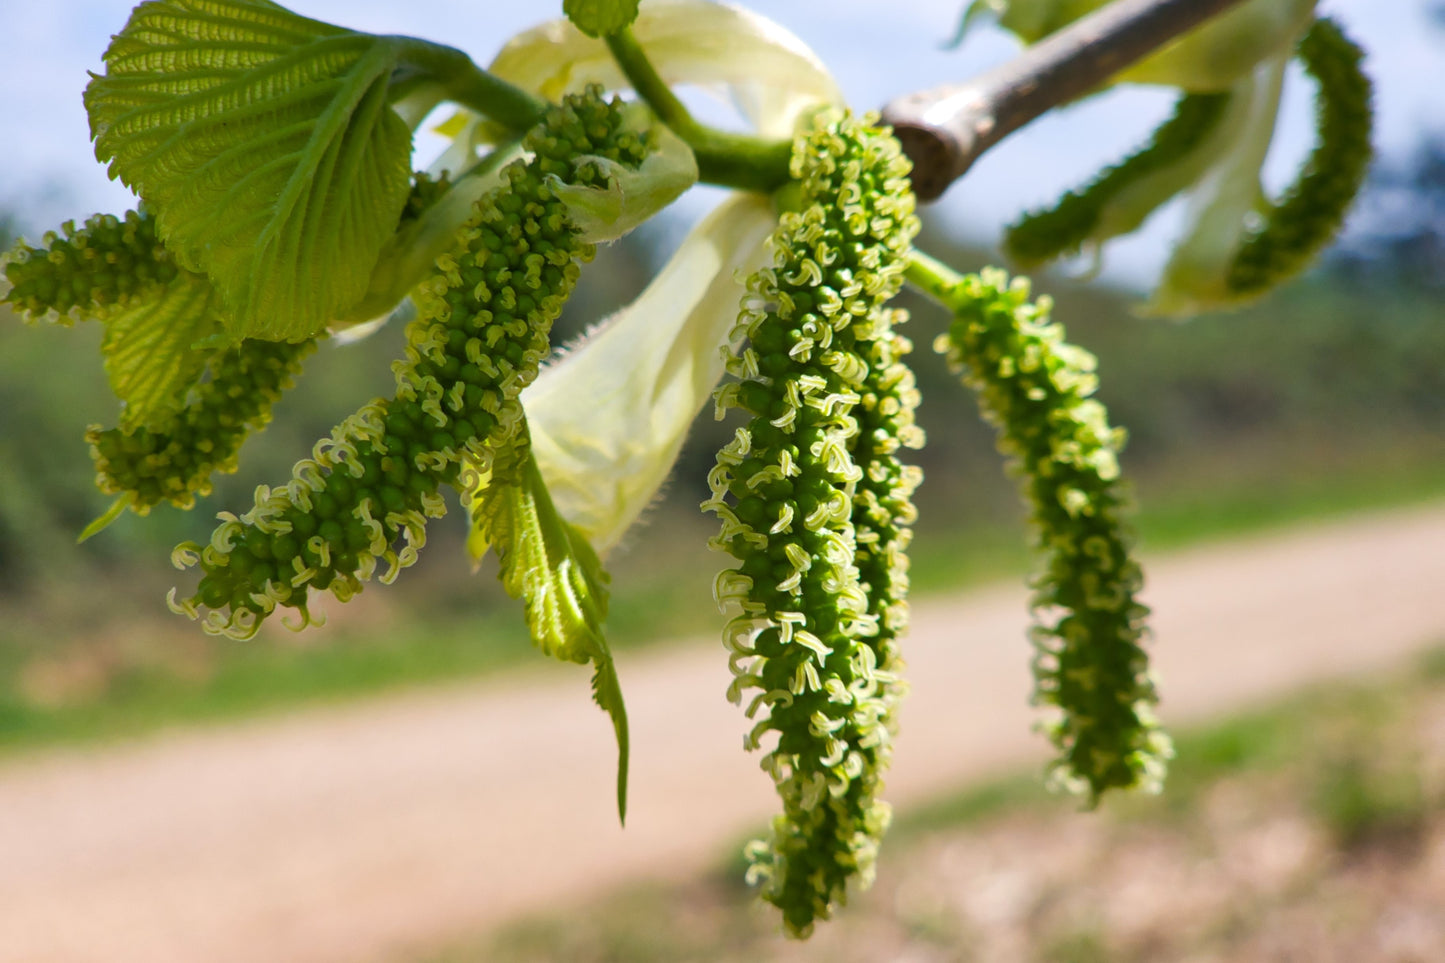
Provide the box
[469,438,630,822]
[102,271,221,430]
[85,0,414,341]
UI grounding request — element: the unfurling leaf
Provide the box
[101,272,221,431]
[470,435,630,824]
[85,0,415,341]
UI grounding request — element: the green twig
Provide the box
[604,27,793,192]
[392,37,550,133]
[904,248,965,306]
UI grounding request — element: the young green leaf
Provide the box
[85,0,415,341]
[101,272,222,431]
[470,437,630,823]
[563,0,641,39]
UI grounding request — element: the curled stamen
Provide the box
[702,109,920,936]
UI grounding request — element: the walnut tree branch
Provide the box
[881,0,1249,201]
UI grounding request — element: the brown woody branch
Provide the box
[881,0,1249,201]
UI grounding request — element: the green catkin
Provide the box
[703,110,919,937]
[29,172,454,518]
[849,308,924,700]
[88,338,316,514]
[2,207,181,322]
[171,88,648,639]
[1226,17,1373,297]
[933,267,1169,804]
[2,207,311,530]
[2,170,452,324]
[1003,92,1231,269]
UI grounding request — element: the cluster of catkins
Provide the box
[704,110,922,936]
[1,207,316,516]
[165,89,649,638]
[2,87,1174,939]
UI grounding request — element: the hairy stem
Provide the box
[881,0,1250,201]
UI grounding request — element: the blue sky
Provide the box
[2,1,1439,286]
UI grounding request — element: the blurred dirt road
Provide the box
[2,503,1444,963]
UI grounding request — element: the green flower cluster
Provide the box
[704,109,919,937]
[2,208,181,321]
[1003,93,1230,269]
[934,267,1169,803]
[172,88,649,639]
[89,338,316,514]
[1227,17,1372,297]
[849,306,923,697]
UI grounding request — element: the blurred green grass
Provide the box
[0,448,1439,756]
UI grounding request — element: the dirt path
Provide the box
[2,504,1444,963]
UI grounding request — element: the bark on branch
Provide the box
[881,0,1249,201]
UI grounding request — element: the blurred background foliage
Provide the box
[0,132,1442,751]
